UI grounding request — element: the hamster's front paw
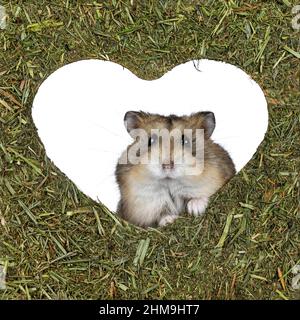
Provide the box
[158,215,178,227]
[187,198,208,217]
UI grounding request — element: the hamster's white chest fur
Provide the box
[131,178,200,215]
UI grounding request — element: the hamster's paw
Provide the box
[158,215,178,227]
[187,198,208,217]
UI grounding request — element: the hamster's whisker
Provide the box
[87,147,120,154]
[88,121,126,139]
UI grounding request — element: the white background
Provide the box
[32,59,268,211]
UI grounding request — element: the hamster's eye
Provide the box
[148,134,157,147]
[181,135,189,146]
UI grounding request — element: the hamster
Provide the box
[115,111,236,228]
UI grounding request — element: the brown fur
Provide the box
[115,111,236,227]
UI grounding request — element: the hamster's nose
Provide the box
[162,160,174,170]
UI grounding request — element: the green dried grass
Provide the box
[0,0,299,300]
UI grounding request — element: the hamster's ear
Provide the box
[192,111,216,139]
[202,111,215,138]
[124,111,143,135]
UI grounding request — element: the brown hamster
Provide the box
[115,111,236,228]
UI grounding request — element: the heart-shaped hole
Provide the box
[32,59,268,227]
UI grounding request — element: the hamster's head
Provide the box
[123,111,216,180]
